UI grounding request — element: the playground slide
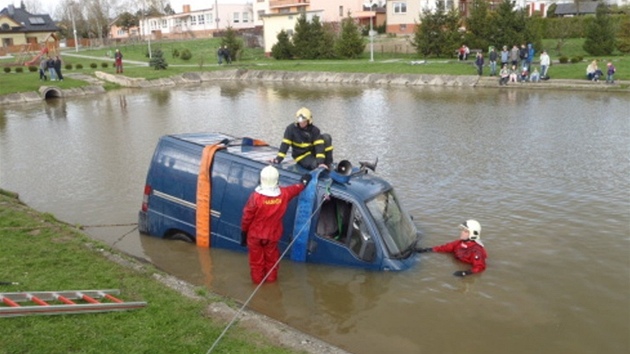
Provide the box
[24,47,49,66]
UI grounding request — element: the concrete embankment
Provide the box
[1,69,627,105]
[94,69,630,92]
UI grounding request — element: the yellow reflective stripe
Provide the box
[277,152,286,158]
[316,153,325,159]
[313,139,324,146]
[292,141,312,148]
[282,138,292,145]
[325,145,333,152]
[294,151,311,162]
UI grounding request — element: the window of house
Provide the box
[207,14,213,23]
[339,6,343,17]
[191,15,197,25]
[257,10,264,21]
[242,12,249,23]
[198,15,205,25]
[393,2,407,14]
[161,19,167,28]
[233,12,240,23]
[400,24,407,31]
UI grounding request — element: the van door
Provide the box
[308,196,381,269]
[210,159,259,250]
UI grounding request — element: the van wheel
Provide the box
[170,232,194,243]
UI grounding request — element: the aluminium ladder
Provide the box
[0,289,146,317]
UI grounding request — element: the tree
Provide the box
[271,30,294,59]
[221,26,244,62]
[487,0,527,49]
[616,15,630,53]
[149,48,168,70]
[411,4,461,58]
[465,0,490,50]
[335,15,365,59]
[116,12,139,34]
[583,2,616,55]
[291,14,332,59]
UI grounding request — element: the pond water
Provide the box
[1,83,628,354]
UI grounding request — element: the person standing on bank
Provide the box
[114,49,123,74]
[241,166,311,284]
[53,56,63,81]
[38,57,48,81]
[416,220,487,277]
[272,107,333,170]
[475,52,484,76]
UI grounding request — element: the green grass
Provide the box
[0,189,295,354]
[1,37,628,96]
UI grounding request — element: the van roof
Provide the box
[168,132,391,199]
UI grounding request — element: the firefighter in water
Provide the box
[416,219,487,277]
[241,166,311,284]
[272,107,333,170]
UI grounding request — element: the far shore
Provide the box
[1,69,628,105]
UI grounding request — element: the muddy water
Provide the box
[1,83,628,354]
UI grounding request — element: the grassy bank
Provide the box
[0,37,627,96]
[0,188,295,353]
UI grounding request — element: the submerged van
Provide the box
[138,133,420,271]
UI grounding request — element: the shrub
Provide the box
[15,66,23,73]
[65,64,73,70]
[90,63,97,69]
[559,56,569,64]
[149,49,168,70]
[172,48,180,58]
[3,67,11,73]
[570,57,580,64]
[76,64,83,69]
[180,48,192,60]
[101,62,108,68]
[28,66,37,72]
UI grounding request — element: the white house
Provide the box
[138,3,254,40]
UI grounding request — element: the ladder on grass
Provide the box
[0,289,147,317]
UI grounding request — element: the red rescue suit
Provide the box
[241,184,304,284]
[432,239,487,274]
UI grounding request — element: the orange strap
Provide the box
[196,144,224,248]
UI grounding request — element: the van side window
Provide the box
[316,198,375,262]
[316,198,351,242]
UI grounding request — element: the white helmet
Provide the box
[460,219,481,240]
[257,166,280,197]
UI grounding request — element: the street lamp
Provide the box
[369,13,375,62]
[70,3,78,52]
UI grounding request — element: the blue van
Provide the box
[138,132,420,271]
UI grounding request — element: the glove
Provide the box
[416,247,433,253]
[272,157,282,164]
[240,231,247,247]
[453,270,473,277]
[301,173,312,185]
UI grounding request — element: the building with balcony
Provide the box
[255,0,373,54]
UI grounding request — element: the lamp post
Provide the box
[369,13,374,62]
[70,3,78,52]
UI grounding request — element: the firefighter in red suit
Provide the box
[416,220,487,277]
[241,166,311,284]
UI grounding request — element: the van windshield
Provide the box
[366,189,417,259]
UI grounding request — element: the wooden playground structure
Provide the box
[15,33,60,66]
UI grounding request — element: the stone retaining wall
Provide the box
[1,69,627,106]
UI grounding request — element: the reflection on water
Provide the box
[0,83,628,354]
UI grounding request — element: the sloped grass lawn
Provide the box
[0,190,294,354]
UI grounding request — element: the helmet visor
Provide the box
[297,114,308,123]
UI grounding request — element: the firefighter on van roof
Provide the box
[272,107,333,170]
